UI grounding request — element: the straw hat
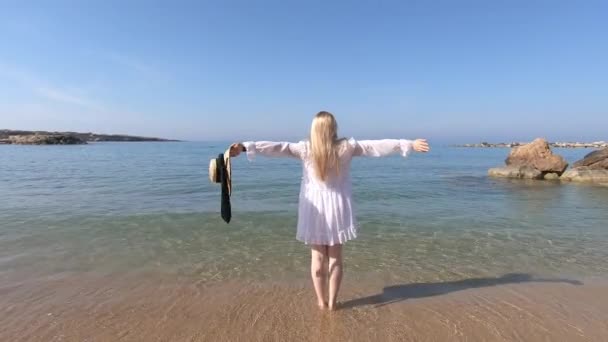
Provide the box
[209,148,232,195]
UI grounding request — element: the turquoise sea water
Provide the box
[1,142,607,285]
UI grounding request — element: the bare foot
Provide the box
[317,301,328,310]
[328,302,338,311]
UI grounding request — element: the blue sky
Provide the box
[1,1,606,142]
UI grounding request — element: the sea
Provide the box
[1,142,607,283]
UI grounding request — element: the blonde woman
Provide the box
[230,111,429,310]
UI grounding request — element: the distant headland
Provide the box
[454,141,607,148]
[0,129,179,145]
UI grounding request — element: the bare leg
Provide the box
[310,245,328,309]
[327,244,343,310]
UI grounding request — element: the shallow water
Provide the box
[1,142,607,282]
[1,142,607,341]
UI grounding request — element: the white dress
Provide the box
[243,138,414,246]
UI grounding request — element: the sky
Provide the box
[1,0,607,143]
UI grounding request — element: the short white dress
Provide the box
[243,138,413,246]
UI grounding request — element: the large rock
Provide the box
[9,134,87,145]
[561,167,608,183]
[505,138,568,174]
[572,148,608,170]
[488,165,543,179]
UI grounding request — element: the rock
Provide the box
[572,148,608,170]
[1,129,176,142]
[8,134,87,145]
[457,141,607,148]
[488,165,543,179]
[505,138,568,174]
[561,167,608,183]
[543,172,560,180]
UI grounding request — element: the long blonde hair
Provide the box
[310,111,342,181]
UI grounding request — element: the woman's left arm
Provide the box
[352,139,429,157]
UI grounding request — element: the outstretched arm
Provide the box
[352,139,429,157]
[229,141,304,160]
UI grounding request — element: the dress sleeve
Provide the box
[350,138,414,157]
[242,141,306,161]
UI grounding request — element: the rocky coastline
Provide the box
[456,141,607,148]
[488,138,608,185]
[0,129,178,145]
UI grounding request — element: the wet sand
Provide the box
[2,273,607,342]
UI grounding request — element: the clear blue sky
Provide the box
[1,0,606,143]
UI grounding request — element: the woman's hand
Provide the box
[229,143,245,157]
[413,139,430,153]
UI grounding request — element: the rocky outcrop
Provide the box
[488,138,569,180]
[553,141,608,148]
[505,138,568,175]
[1,129,178,142]
[572,148,608,170]
[561,167,608,183]
[488,141,608,184]
[488,166,542,179]
[459,142,522,148]
[558,148,608,184]
[457,141,608,148]
[8,134,87,145]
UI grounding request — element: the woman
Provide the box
[230,111,429,310]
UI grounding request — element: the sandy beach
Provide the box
[2,273,607,342]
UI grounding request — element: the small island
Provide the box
[0,129,179,145]
[454,141,608,148]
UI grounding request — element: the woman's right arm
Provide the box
[230,141,305,160]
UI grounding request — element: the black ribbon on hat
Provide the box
[217,153,231,223]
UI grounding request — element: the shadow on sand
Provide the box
[340,273,583,310]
